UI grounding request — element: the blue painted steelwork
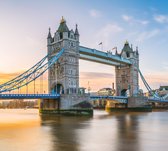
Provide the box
[79,46,132,66]
[0,48,64,93]
[148,98,168,103]
[0,94,60,99]
[0,55,48,89]
[90,95,128,103]
[137,67,168,102]
[137,68,163,99]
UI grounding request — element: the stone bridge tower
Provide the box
[115,41,139,96]
[47,17,79,95]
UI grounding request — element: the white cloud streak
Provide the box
[136,29,160,42]
[96,23,123,48]
[154,14,168,23]
[122,14,149,25]
[89,9,102,18]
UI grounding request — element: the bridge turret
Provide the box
[121,41,134,58]
[75,24,79,41]
[47,17,80,96]
[47,28,52,44]
[47,28,53,56]
[57,17,69,40]
[115,41,139,97]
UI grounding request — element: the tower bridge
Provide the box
[0,17,167,115]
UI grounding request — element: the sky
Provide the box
[0,0,168,92]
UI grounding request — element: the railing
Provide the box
[90,95,128,103]
[0,94,60,99]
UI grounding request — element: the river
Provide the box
[0,109,168,151]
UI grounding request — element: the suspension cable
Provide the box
[0,48,64,93]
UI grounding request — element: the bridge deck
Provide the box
[79,46,132,66]
[0,94,60,99]
[148,98,168,103]
[90,95,128,103]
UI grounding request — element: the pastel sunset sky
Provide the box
[0,0,168,93]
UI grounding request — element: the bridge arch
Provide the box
[51,82,64,94]
[121,89,127,96]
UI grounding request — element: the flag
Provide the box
[98,42,102,45]
[112,47,117,50]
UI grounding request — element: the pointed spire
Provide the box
[136,46,139,55]
[47,27,52,39]
[60,16,66,24]
[122,40,133,53]
[75,24,79,35]
[115,49,118,55]
[125,40,129,45]
[57,17,69,32]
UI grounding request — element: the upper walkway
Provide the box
[79,46,132,66]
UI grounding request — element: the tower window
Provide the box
[60,33,63,39]
[126,52,130,58]
[70,35,74,39]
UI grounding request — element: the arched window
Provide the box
[126,52,130,58]
[60,33,63,39]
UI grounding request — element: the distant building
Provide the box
[91,88,115,108]
[158,86,168,97]
[98,88,115,96]
[144,86,168,98]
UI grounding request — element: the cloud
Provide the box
[162,62,168,70]
[0,71,48,93]
[122,15,133,22]
[138,20,149,25]
[135,29,160,42]
[80,72,114,91]
[154,14,168,23]
[95,23,123,48]
[122,14,149,25]
[0,72,22,82]
[80,72,114,79]
[89,9,102,18]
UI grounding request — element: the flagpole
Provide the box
[98,42,103,51]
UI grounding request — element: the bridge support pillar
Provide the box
[39,94,93,115]
[39,18,93,115]
[39,99,60,110]
[106,96,152,112]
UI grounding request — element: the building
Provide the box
[115,41,139,96]
[98,88,115,96]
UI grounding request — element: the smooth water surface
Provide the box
[0,109,168,151]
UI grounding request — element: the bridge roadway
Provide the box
[1,93,168,104]
[79,46,132,66]
[148,98,168,103]
[0,94,60,99]
[0,93,128,103]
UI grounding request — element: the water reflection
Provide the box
[40,111,150,151]
[1,109,168,151]
[114,113,141,151]
[41,115,92,151]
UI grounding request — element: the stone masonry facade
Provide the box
[115,41,139,96]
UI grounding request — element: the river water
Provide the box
[0,109,168,151]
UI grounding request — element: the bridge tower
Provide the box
[43,17,91,114]
[47,17,79,95]
[115,41,139,96]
